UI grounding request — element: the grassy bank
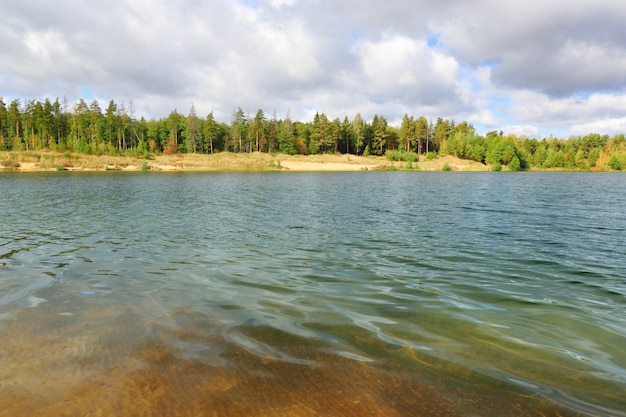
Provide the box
[0,151,496,172]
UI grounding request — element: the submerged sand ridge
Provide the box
[0,285,583,417]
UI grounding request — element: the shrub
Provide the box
[509,156,521,172]
[2,159,20,170]
[385,149,418,162]
[492,162,502,171]
[608,155,623,171]
[442,162,451,171]
[426,152,437,160]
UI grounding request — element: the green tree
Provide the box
[70,99,89,152]
[116,101,130,151]
[330,118,341,153]
[230,107,247,153]
[509,156,521,171]
[22,100,38,150]
[399,114,414,152]
[203,111,217,153]
[185,103,200,153]
[351,113,365,155]
[433,117,451,153]
[88,99,104,151]
[251,109,266,152]
[340,116,351,154]
[164,110,184,153]
[266,111,279,153]
[608,155,623,170]
[105,100,117,149]
[278,112,296,154]
[543,150,567,168]
[415,116,430,154]
[371,115,388,155]
[310,112,330,154]
[0,97,7,149]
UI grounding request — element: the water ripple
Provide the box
[1,172,625,415]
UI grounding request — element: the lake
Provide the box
[0,171,625,416]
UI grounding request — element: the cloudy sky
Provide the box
[2,0,626,137]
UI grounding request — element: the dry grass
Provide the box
[1,150,492,172]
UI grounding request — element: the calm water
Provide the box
[1,171,625,416]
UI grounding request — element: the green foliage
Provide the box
[508,156,521,172]
[385,149,417,162]
[492,162,502,171]
[543,150,567,168]
[2,94,626,172]
[269,160,282,169]
[608,155,623,171]
[442,162,451,171]
[588,148,601,167]
[278,117,296,155]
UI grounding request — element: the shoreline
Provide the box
[1,151,492,172]
[3,150,621,173]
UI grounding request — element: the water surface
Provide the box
[1,171,625,416]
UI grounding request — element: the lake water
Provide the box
[0,171,625,416]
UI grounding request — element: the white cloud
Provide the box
[268,0,297,8]
[569,118,626,137]
[352,33,472,119]
[501,125,540,138]
[1,0,626,135]
[510,91,626,125]
[434,0,626,96]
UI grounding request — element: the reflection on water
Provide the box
[1,172,625,416]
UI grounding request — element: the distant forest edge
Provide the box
[1,96,625,171]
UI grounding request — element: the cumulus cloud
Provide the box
[569,118,626,137]
[1,0,626,136]
[434,0,626,96]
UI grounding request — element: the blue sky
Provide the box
[1,0,626,138]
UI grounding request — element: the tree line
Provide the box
[1,96,625,170]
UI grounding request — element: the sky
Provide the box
[2,0,626,138]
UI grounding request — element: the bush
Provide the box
[509,156,521,172]
[492,162,502,171]
[608,156,623,171]
[426,152,437,160]
[385,149,418,162]
[442,162,451,171]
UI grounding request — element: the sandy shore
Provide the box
[1,151,490,172]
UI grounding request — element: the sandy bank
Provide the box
[1,151,490,172]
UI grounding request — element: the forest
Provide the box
[1,96,625,171]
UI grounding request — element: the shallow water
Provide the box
[1,171,625,416]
